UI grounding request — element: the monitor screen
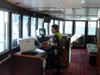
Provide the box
[39,28,46,36]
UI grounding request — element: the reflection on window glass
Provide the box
[0,11,8,53]
[88,22,96,35]
[65,21,73,34]
[59,21,63,34]
[37,18,43,36]
[49,20,54,35]
[44,23,48,35]
[75,21,85,35]
[55,20,58,25]
[12,14,20,48]
[31,17,36,36]
[23,16,29,38]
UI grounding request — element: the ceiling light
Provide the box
[79,0,85,4]
[91,18,98,20]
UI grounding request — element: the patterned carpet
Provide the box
[45,49,99,75]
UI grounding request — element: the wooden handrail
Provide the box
[0,55,11,64]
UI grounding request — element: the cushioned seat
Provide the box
[86,43,97,66]
[86,43,97,54]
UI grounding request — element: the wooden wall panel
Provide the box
[0,57,12,75]
[96,19,100,69]
[12,56,43,75]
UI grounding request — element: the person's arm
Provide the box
[47,38,51,45]
[51,35,59,47]
[51,43,58,46]
[43,38,51,44]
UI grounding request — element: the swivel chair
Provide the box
[46,37,69,75]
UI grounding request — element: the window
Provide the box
[36,18,43,36]
[38,18,43,29]
[49,20,54,35]
[55,20,59,25]
[23,16,29,38]
[12,13,20,48]
[59,21,63,34]
[31,17,36,36]
[75,21,85,35]
[88,21,96,35]
[0,11,8,53]
[44,23,48,35]
[65,21,73,34]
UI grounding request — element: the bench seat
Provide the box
[86,43,97,56]
[86,43,97,66]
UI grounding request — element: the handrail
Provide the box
[41,55,47,60]
[41,55,47,68]
[0,54,11,64]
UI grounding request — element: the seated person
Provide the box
[43,24,62,64]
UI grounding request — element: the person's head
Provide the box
[51,24,59,33]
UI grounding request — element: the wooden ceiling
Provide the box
[6,0,100,20]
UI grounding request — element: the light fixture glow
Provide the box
[79,0,85,4]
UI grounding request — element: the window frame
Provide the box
[0,11,9,55]
[49,19,54,35]
[22,15,29,38]
[75,21,86,35]
[11,13,20,49]
[87,21,97,36]
[59,21,64,34]
[31,17,36,37]
[44,22,49,36]
[65,21,73,35]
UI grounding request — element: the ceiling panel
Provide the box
[7,0,100,20]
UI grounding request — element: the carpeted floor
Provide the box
[45,49,99,75]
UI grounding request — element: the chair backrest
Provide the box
[57,37,69,56]
[59,37,69,49]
